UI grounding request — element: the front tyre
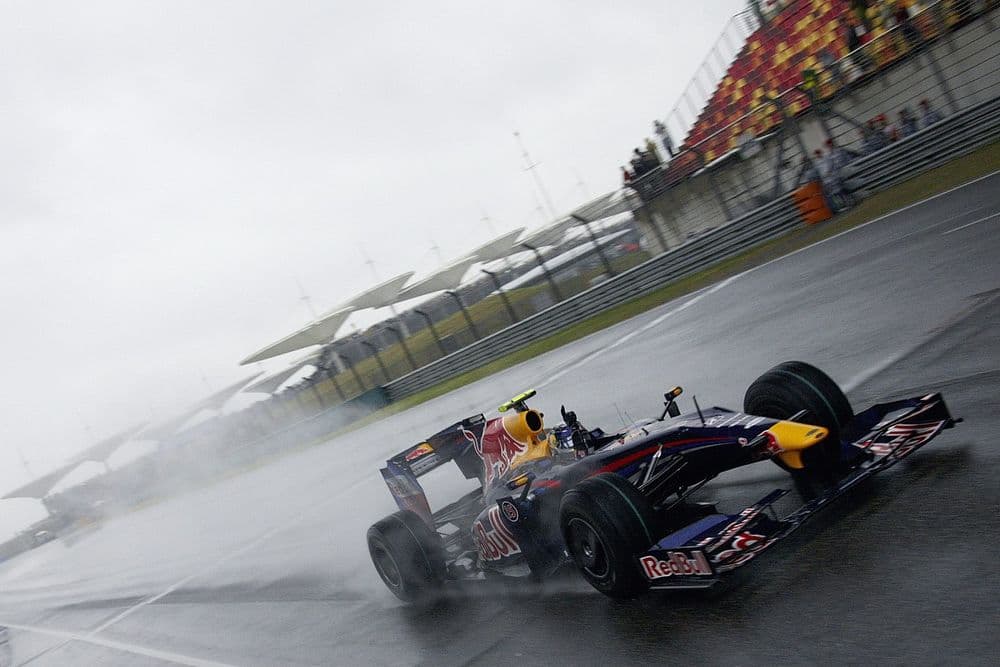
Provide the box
[559,473,658,599]
[367,510,445,603]
[744,360,853,481]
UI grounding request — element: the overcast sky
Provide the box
[0,0,745,496]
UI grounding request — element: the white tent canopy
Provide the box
[243,363,314,395]
[396,257,477,302]
[517,217,578,249]
[47,461,106,496]
[467,227,526,263]
[342,272,414,310]
[239,308,354,365]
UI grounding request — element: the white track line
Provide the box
[0,622,236,667]
[942,211,1000,235]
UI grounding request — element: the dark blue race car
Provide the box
[367,361,958,601]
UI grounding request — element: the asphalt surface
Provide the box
[1,172,998,666]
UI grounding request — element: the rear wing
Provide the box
[381,414,487,522]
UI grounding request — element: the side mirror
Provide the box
[660,386,683,420]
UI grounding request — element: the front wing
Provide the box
[639,392,958,590]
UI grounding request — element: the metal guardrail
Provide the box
[383,192,800,400]
[842,94,1000,196]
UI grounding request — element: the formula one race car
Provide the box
[367,361,958,601]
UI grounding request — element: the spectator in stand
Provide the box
[851,0,872,28]
[644,137,663,166]
[653,120,676,158]
[898,107,919,137]
[796,150,821,185]
[825,138,860,171]
[919,98,943,127]
[894,2,923,49]
[861,120,889,153]
[621,165,633,186]
[876,113,899,142]
[631,148,649,177]
[844,13,874,73]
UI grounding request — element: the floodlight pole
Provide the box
[337,352,366,393]
[446,290,480,340]
[514,131,558,220]
[570,213,615,277]
[415,309,447,357]
[520,242,563,302]
[385,325,417,371]
[360,340,391,384]
[481,268,519,324]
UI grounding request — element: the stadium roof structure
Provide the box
[2,423,147,500]
[467,227,526,263]
[244,364,313,395]
[569,189,634,221]
[395,257,477,302]
[343,272,415,310]
[141,372,263,441]
[239,307,354,365]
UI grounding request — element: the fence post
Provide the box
[917,26,961,113]
[325,366,346,402]
[570,214,616,277]
[338,352,366,393]
[414,309,447,357]
[520,242,563,302]
[360,341,391,384]
[481,268,519,324]
[445,290,480,341]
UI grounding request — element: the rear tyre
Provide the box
[743,360,853,480]
[367,510,446,603]
[559,473,658,599]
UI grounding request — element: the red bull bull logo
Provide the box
[404,442,434,462]
[464,417,527,487]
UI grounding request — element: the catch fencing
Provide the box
[383,193,800,400]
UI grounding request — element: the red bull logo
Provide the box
[464,417,527,488]
[639,551,713,580]
[473,505,522,562]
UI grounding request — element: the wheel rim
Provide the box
[371,543,402,589]
[567,517,610,579]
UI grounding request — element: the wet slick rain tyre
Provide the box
[367,510,445,603]
[559,473,658,599]
[743,360,853,482]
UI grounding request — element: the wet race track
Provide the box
[1,173,999,666]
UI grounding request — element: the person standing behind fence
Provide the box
[653,120,676,159]
[898,107,919,137]
[845,13,874,73]
[644,137,663,166]
[919,98,942,128]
